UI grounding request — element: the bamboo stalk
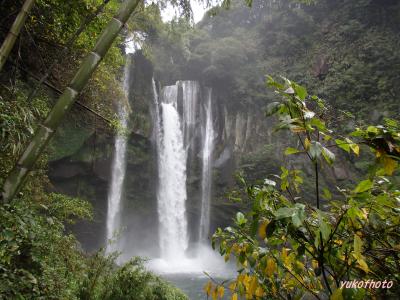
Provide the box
[0,0,36,72]
[1,0,141,203]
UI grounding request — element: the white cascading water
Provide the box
[149,81,232,276]
[157,86,189,261]
[151,79,161,143]
[106,60,130,253]
[181,81,199,148]
[199,89,214,241]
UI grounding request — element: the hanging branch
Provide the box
[0,0,36,72]
[26,0,111,102]
[1,0,142,203]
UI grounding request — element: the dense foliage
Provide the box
[207,78,400,299]
[0,193,91,298]
[145,0,400,120]
[0,193,188,299]
[0,1,192,298]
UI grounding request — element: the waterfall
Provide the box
[199,89,214,241]
[106,60,130,253]
[181,81,199,148]
[149,80,228,275]
[151,79,162,151]
[156,85,188,261]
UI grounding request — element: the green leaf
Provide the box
[335,139,350,153]
[353,179,373,194]
[382,156,398,175]
[309,118,326,131]
[353,235,370,273]
[236,212,247,226]
[275,207,294,219]
[322,147,335,165]
[266,75,284,90]
[353,234,363,259]
[292,204,305,228]
[320,220,331,241]
[330,288,343,300]
[284,147,301,155]
[294,84,308,100]
[346,138,360,155]
[366,126,378,135]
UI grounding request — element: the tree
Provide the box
[207,77,400,299]
[1,0,141,203]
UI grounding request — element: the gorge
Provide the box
[2,0,399,298]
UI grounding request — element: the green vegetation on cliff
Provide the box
[144,0,400,119]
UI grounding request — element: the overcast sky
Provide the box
[161,0,210,23]
[126,1,213,53]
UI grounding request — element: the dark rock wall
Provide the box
[48,49,355,253]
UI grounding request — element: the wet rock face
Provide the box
[49,161,86,179]
[48,127,155,252]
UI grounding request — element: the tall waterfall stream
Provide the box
[106,77,233,298]
[199,89,214,242]
[157,86,189,261]
[106,60,130,254]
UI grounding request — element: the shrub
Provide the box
[207,77,400,300]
